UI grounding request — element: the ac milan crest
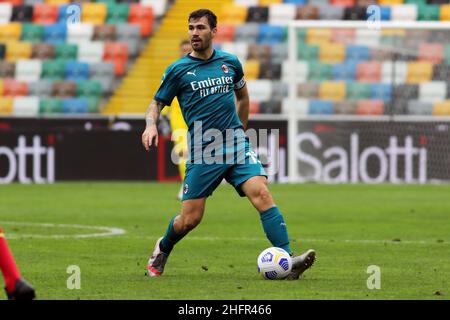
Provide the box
[184,183,189,194]
[221,64,229,73]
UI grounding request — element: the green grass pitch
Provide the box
[1,182,449,300]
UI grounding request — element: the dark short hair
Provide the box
[188,9,217,29]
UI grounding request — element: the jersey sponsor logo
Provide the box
[190,76,234,98]
[221,64,229,73]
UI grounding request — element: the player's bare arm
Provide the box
[235,84,250,131]
[142,100,165,150]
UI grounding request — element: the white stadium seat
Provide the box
[13,96,40,116]
[382,61,407,84]
[269,4,297,26]
[15,60,42,82]
[220,42,248,63]
[419,81,447,103]
[67,23,94,44]
[0,3,12,24]
[247,80,273,102]
[282,98,309,115]
[282,60,309,82]
[355,29,380,48]
[391,5,418,21]
[140,0,167,17]
[234,0,258,7]
[77,42,105,63]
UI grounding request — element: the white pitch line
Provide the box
[0,221,126,239]
[136,235,447,246]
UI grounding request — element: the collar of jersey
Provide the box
[186,49,216,62]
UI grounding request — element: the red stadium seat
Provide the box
[104,42,128,76]
[3,79,28,96]
[356,100,384,115]
[128,4,154,37]
[418,43,444,64]
[215,24,235,43]
[249,101,260,115]
[356,61,381,82]
[331,29,356,45]
[331,0,356,7]
[33,4,58,25]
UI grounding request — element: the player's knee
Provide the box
[255,186,273,207]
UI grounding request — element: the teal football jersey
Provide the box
[154,49,246,136]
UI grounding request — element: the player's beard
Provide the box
[191,34,212,53]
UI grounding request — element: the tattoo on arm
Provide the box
[145,100,165,128]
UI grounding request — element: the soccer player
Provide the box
[160,40,191,200]
[141,9,316,280]
[0,227,36,300]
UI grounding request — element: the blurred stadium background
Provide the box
[1,0,450,184]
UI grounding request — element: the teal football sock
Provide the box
[160,216,186,254]
[260,206,291,254]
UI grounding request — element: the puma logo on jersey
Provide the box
[187,70,197,76]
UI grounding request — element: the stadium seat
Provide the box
[0,61,15,78]
[432,64,450,81]
[248,44,271,63]
[343,6,367,20]
[235,0,259,6]
[269,4,296,25]
[319,81,346,101]
[270,43,287,64]
[3,79,28,96]
[215,25,235,43]
[39,97,63,114]
[440,4,450,21]
[12,96,39,116]
[15,59,42,82]
[418,5,440,21]
[284,0,307,4]
[332,62,356,81]
[76,80,102,98]
[356,61,381,82]
[356,100,384,115]
[82,3,107,25]
[346,45,369,62]
[407,100,433,115]
[418,43,444,64]
[0,44,5,60]
[378,0,404,4]
[319,43,345,63]
[0,97,13,115]
[260,100,282,114]
[21,23,44,43]
[220,42,249,62]
[309,100,333,115]
[334,101,357,114]
[282,61,309,82]
[419,81,447,102]
[346,82,371,100]
[259,63,281,79]
[106,3,129,24]
[116,24,140,57]
[11,5,33,22]
[382,61,407,84]
[249,101,260,114]
[297,43,319,61]
[306,28,331,45]
[297,82,319,98]
[243,60,260,80]
[235,23,260,43]
[128,4,154,36]
[259,0,283,5]
[407,61,433,83]
[330,0,356,6]
[270,81,288,101]
[33,4,58,24]
[247,80,273,102]
[46,0,70,4]
[370,83,392,102]
[42,60,65,80]
[247,6,269,23]
[77,41,105,63]
[140,0,167,18]
[355,28,380,47]
[317,4,344,20]
[67,23,94,44]
[52,80,76,97]
[432,101,450,115]
[391,4,418,21]
[282,98,308,114]
[44,23,67,43]
[6,42,33,62]
[103,42,128,76]
[28,80,53,97]
[62,98,89,114]
[0,23,22,42]
[64,61,89,81]
[221,4,248,25]
[55,43,77,60]
[296,5,319,20]
[93,24,116,41]
[393,84,419,100]
[331,29,355,45]
[308,62,332,81]
[0,3,13,24]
